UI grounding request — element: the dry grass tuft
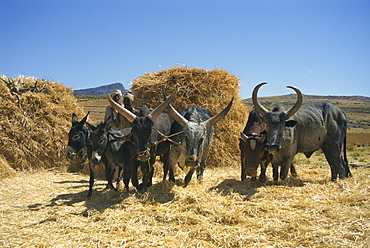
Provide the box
[0,75,85,175]
[131,66,248,167]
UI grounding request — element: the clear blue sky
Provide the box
[1,0,369,98]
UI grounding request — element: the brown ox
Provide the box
[239,109,297,183]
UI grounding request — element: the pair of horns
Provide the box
[107,94,175,122]
[166,97,234,130]
[252,82,302,119]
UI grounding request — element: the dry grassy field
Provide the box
[1,80,369,247]
[1,150,369,247]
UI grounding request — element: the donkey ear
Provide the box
[85,122,97,131]
[285,120,298,127]
[72,113,78,124]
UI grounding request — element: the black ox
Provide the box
[107,94,173,190]
[164,97,233,187]
[252,82,352,183]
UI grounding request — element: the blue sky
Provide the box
[1,0,369,98]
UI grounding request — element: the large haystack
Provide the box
[131,67,248,168]
[0,76,85,177]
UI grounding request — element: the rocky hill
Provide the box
[73,82,127,95]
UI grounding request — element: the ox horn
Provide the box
[285,85,303,119]
[252,82,269,116]
[107,94,137,123]
[148,94,175,120]
[163,91,188,128]
[203,97,234,130]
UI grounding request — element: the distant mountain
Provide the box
[73,83,128,95]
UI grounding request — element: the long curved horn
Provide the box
[285,86,303,119]
[252,82,269,116]
[107,94,137,123]
[204,97,234,130]
[167,103,188,128]
[148,94,175,120]
[162,91,188,128]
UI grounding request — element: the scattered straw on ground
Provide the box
[1,158,369,247]
[131,66,248,168]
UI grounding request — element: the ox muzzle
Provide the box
[137,149,151,162]
[186,155,198,166]
[267,143,282,153]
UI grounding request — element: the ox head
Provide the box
[167,97,234,165]
[65,112,90,169]
[252,82,302,153]
[107,93,174,162]
[238,110,267,178]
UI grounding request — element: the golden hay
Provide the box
[0,158,369,247]
[131,66,248,168]
[0,76,86,173]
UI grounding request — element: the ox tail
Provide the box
[343,133,352,177]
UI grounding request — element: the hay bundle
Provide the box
[131,67,248,168]
[0,75,85,175]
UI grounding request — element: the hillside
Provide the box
[73,82,127,95]
[243,94,370,131]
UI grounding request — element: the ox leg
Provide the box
[280,158,294,180]
[272,163,279,184]
[116,166,123,185]
[259,161,267,183]
[241,154,247,181]
[322,146,345,181]
[162,151,175,182]
[184,167,196,187]
[131,160,141,190]
[290,163,298,177]
[196,161,206,183]
[88,162,95,198]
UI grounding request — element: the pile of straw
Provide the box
[0,76,85,176]
[131,66,248,168]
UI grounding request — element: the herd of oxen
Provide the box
[66,83,352,197]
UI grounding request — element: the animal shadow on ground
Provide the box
[209,179,258,200]
[27,178,133,213]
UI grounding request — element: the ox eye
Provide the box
[72,135,80,141]
[98,139,104,144]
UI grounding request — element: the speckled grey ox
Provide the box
[252,82,352,183]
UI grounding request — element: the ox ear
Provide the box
[285,120,298,127]
[239,132,248,142]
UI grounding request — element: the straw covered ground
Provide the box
[131,66,248,168]
[1,156,369,247]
